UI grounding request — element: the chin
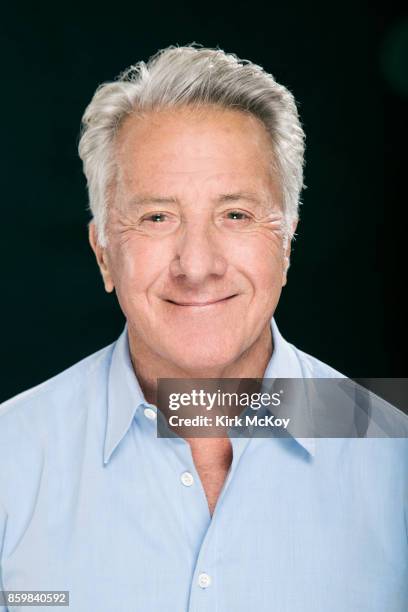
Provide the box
[164,338,242,375]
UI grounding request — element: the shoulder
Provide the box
[289,343,408,437]
[0,343,115,473]
[0,341,117,545]
[0,342,115,421]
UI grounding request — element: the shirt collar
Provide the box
[103,318,315,464]
[104,328,147,464]
[265,320,316,457]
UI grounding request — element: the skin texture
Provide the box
[89,105,295,513]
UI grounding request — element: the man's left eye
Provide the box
[226,211,249,220]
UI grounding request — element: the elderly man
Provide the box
[0,46,407,611]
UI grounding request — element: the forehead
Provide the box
[114,105,279,197]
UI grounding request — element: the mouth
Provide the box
[164,294,238,307]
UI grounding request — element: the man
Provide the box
[0,46,407,611]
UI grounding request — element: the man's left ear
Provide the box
[282,219,298,287]
[88,222,115,293]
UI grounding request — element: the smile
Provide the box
[165,295,238,307]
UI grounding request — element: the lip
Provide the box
[164,294,238,307]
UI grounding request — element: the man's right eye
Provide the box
[143,213,167,223]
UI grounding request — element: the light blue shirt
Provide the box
[0,320,407,611]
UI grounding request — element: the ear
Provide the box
[282,219,298,287]
[88,222,115,293]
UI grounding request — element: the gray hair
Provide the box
[78,45,305,247]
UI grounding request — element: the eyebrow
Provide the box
[128,191,262,208]
[217,192,261,204]
[128,195,179,209]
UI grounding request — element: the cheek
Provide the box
[229,235,285,290]
[109,239,167,300]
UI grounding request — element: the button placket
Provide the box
[180,471,194,487]
[144,407,157,420]
[198,572,211,588]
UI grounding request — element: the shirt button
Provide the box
[180,471,194,487]
[144,407,156,420]
[198,573,211,588]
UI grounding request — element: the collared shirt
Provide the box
[0,319,407,611]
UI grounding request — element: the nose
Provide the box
[169,221,227,284]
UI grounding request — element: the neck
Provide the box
[128,324,273,406]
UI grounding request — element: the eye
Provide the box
[143,213,168,223]
[139,211,179,235]
[226,210,249,220]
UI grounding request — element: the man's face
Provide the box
[91,106,292,373]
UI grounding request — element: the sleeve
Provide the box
[0,501,8,612]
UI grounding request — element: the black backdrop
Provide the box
[1,2,407,402]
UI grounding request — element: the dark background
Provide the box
[1,2,407,402]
